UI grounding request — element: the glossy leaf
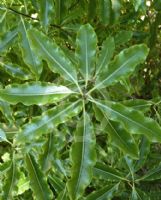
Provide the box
[94,162,125,181]
[94,44,149,90]
[0,61,32,80]
[0,127,7,142]
[25,153,53,200]
[19,17,42,78]
[67,112,96,200]
[39,0,54,30]
[0,82,74,105]
[99,0,112,25]
[134,136,150,171]
[76,24,97,85]
[91,99,161,142]
[93,104,139,159]
[2,161,19,200]
[27,28,78,84]
[39,132,55,172]
[0,27,18,53]
[139,162,161,181]
[0,100,13,124]
[115,30,133,46]
[16,101,82,143]
[49,174,64,193]
[96,36,115,76]
[86,183,119,200]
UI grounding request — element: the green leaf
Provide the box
[134,136,150,171]
[39,0,54,30]
[0,82,74,105]
[55,0,67,25]
[0,27,18,53]
[91,99,161,142]
[48,174,65,193]
[98,0,112,25]
[86,183,119,200]
[39,132,55,173]
[0,61,32,80]
[27,28,78,84]
[114,30,133,46]
[94,162,126,181]
[25,153,53,200]
[2,161,19,200]
[19,17,42,78]
[93,105,139,159]
[94,44,149,90]
[67,112,96,200]
[76,24,97,86]
[95,36,115,76]
[16,100,82,143]
[0,127,7,142]
[88,0,97,21]
[0,100,13,124]
[139,162,161,181]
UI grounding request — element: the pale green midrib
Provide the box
[93,100,158,138]
[96,184,118,200]
[105,115,134,155]
[32,33,77,84]
[21,17,38,72]
[94,167,124,180]
[27,154,46,199]
[95,50,143,89]
[1,91,73,96]
[22,100,80,136]
[73,110,87,197]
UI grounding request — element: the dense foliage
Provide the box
[0,0,161,199]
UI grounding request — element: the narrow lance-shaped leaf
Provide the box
[0,82,74,105]
[25,153,53,200]
[134,136,150,171]
[39,0,54,30]
[0,27,18,53]
[39,132,55,173]
[16,100,82,143]
[93,105,139,159]
[99,0,112,25]
[138,162,161,181]
[2,161,19,200]
[90,99,161,143]
[67,111,96,200]
[0,61,32,80]
[19,17,42,78]
[86,183,120,200]
[0,100,13,124]
[95,36,115,76]
[94,162,126,181]
[76,24,97,86]
[27,28,78,84]
[94,44,149,90]
[55,0,67,25]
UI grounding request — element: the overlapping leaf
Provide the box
[0,27,18,53]
[16,100,82,143]
[94,44,149,90]
[0,61,32,80]
[25,153,53,200]
[27,28,78,84]
[91,99,161,142]
[0,82,74,105]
